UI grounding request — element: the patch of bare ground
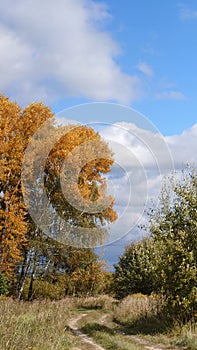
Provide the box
[68,313,106,350]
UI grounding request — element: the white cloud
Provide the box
[99,121,197,247]
[0,0,142,105]
[99,121,174,244]
[137,62,153,77]
[102,122,174,170]
[95,117,197,264]
[165,123,197,167]
[179,5,197,20]
[156,90,186,100]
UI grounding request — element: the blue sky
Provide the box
[104,0,197,135]
[1,0,197,267]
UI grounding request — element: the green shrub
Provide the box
[149,167,197,322]
[113,238,160,299]
[0,273,10,296]
[22,278,66,300]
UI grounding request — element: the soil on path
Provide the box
[68,313,106,350]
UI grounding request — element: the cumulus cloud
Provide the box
[99,121,197,246]
[165,123,197,167]
[98,121,174,244]
[0,0,141,105]
[101,122,174,170]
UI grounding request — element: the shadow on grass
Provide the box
[80,314,171,337]
[114,313,172,335]
[80,323,117,336]
[77,305,103,310]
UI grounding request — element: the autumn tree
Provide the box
[0,94,117,298]
[29,246,107,298]
[19,118,117,299]
[0,96,27,277]
[43,124,117,244]
[0,95,54,279]
[18,239,106,299]
[64,248,106,296]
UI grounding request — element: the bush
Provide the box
[22,278,66,300]
[0,273,10,296]
[113,293,163,325]
[113,238,160,299]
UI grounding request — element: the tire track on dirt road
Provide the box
[68,313,106,350]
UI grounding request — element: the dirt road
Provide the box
[68,312,184,350]
[68,313,106,350]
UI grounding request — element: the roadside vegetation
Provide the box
[0,296,78,350]
[1,295,196,350]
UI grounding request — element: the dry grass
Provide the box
[0,296,78,350]
[112,294,197,349]
[75,294,116,311]
[0,295,196,350]
[113,293,163,326]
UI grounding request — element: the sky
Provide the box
[1,0,197,268]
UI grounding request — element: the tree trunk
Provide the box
[17,249,30,300]
[27,249,37,301]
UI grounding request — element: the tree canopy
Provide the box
[0,94,117,298]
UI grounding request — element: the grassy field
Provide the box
[0,295,196,350]
[0,296,85,350]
